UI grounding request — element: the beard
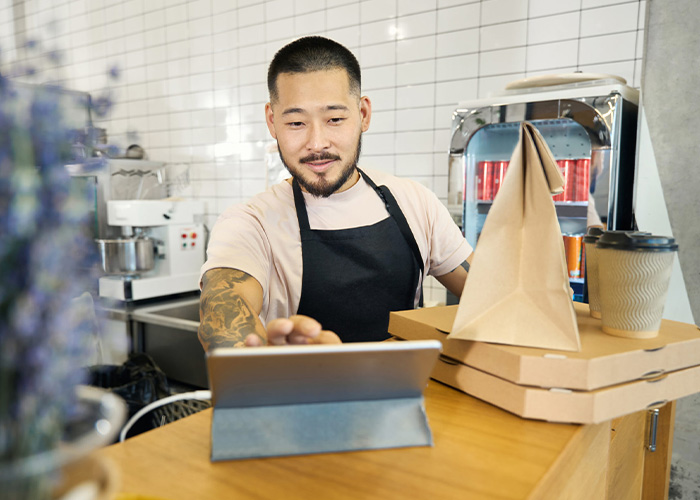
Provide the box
[278,135,362,198]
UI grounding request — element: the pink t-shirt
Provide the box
[200,168,472,325]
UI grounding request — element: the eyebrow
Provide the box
[281,104,350,116]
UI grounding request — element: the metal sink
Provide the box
[130,298,207,388]
[131,298,200,331]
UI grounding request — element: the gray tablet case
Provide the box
[206,340,441,461]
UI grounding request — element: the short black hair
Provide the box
[267,36,361,103]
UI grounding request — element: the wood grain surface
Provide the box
[97,381,610,500]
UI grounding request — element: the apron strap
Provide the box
[358,168,425,307]
[292,178,311,231]
[357,169,425,277]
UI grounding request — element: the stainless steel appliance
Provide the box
[97,236,156,276]
[68,159,204,302]
[67,159,170,240]
[97,199,205,301]
[448,79,639,301]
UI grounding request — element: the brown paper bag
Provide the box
[449,122,581,351]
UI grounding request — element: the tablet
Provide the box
[206,340,441,409]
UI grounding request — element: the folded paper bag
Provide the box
[449,122,581,352]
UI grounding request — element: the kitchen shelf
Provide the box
[476,201,588,219]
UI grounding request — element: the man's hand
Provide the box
[244,315,341,346]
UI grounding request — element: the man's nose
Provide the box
[306,122,330,151]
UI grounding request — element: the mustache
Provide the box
[299,152,341,164]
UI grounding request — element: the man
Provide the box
[198,36,472,350]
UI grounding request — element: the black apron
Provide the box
[293,168,423,342]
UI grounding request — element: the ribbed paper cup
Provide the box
[597,232,678,339]
[583,227,604,319]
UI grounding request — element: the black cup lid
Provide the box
[583,228,649,243]
[582,226,605,243]
[595,231,678,252]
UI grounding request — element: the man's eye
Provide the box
[288,122,304,128]
[329,118,345,124]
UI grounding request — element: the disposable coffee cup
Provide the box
[582,227,605,318]
[596,231,678,339]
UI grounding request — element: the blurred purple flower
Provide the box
[91,94,113,118]
[46,49,63,64]
[108,65,120,80]
[0,45,102,473]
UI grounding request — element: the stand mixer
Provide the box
[98,199,205,301]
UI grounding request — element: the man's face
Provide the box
[265,68,371,197]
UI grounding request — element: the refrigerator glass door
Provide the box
[463,118,594,300]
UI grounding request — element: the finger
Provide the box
[286,315,322,338]
[266,318,294,345]
[244,333,264,347]
[268,315,322,345]
[287,331,312,344]
[266,315,323,345]
[307,330,342,345]
[288,329,341,344]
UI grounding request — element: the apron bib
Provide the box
[293,168,423,342]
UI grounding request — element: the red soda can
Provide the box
[553,160,565,201]
[574,158,590,202]
[556,160,576,202]
[477,161,495,201]
[493,161,508,198]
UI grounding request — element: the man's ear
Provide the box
[265,102,277,139]
[359,96,372,133]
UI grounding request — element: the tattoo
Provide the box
[450,260,470,274]
[198,268,266,350]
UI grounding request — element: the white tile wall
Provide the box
[397,59,435,86]
[360,0,395,23]
[527,39,578,72]
[529,0,580,18]
[527,12,579,45]
[480,21,527,52]
[481,0,528,25]
[0,0,645,304]
[399,0,436,17]
[360,41,396,67]
[396,35,436,63]
[437,3,480,32]
[396,11,437,40]
[479,46,526,76]
[578,31,637,65]
[580,2,638,37]
[436,28,479,58]
[397,83,436,108]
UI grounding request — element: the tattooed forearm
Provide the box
[198,268,267,350]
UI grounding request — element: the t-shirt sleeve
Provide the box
[422,185,473,277]
[199,204,270,291]
[381,171,472,278]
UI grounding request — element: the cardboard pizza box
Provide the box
[388,302,700,391]
[429,355,700,424]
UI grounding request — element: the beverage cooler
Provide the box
[447,79,640,301]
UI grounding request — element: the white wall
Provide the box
[0,0,647,303]
[634,105,694,324]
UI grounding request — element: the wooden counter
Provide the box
[95,381,674,499]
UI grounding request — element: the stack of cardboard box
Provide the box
[389,302,700,424]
